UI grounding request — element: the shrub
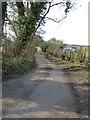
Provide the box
[76,47,87,64]
[2,57,34,80]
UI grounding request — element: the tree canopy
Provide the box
[2,0,78,55]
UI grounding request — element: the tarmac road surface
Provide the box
[2,52,88,118]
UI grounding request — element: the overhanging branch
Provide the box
[34,1,66,34]
[45,16,67,23]
[31,1,72,41]
[34,1,52,34]
[50,2,64,7]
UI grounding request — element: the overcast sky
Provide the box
[43,0,89,46]
[6,0,89,45]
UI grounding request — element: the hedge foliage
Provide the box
[2,57,34,80]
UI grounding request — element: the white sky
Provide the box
[6,0,89,45]
[43,0,89,46]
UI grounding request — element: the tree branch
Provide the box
[16,2,25,16]
[34,2,52,34]
[6,17,18,38]
[34,1,66,34]
[50,2,65,7]
[45,16,67,23]
[30,0,69,41]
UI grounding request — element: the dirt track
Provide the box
[2,52,88,118]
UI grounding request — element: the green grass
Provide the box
[87,76,90,83]
[46,53,89,83]
[2,57,35,81]
[45,45,90,83]
[60,61,89,83]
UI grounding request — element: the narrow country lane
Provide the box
[2,52,88,118]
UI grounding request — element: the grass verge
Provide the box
[45,53,89,83]
[2,57,35,81]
